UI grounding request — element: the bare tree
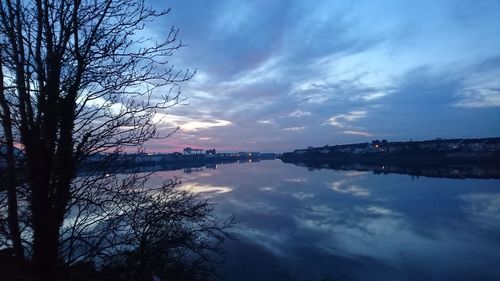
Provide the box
[63,174,233,281]
[57,172,234,281]
[0,1,231,281]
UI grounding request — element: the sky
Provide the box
[142,0,500,153]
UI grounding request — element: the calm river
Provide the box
[152,159,500,281]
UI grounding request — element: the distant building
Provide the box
[183,147,204,155]
[293,149,308,155]
[282,137,500,166]
[320,148,330,154]
[150,155,164,162]
[485,139,500,151]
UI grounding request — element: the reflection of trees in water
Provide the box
[64,172,235,281]
[1,162,235,281]
[283,159,500,179]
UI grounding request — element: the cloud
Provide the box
[153,113,232,132]
[224,55,285,87]
[360,91,388,101]
[342,130,372,137]
[364,206,397,216]
[283,177,307,183]
[258,119,275,125]
[460,193,500,224]
[330,180,370,196]
[141,0,500,152]
[289,110,312,118]
[454,88,500,108]
[180,183,233,194]
[290,192,315,200]
[282,126,305,132]
[325,111,367,128]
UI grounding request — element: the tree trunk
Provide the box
[27,129,62,281]
[32,208,61,281]
[30,160,63,281]
[0,55,25,267]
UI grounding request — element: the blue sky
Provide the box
[144,0,500,152]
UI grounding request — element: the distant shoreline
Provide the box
[279,137,500,179]
[280,137,500,163]
[279,151,500,165]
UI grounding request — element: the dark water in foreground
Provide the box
[152,160,500,281]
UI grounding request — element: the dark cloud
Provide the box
[361,65,500,140]
[141,0,500,152]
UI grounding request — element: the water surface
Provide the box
[153,160,500,281]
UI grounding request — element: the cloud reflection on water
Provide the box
[180,182,233,194]
[329,179,370,196]
[154,160,500,281]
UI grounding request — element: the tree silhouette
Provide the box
[0,1,231,280]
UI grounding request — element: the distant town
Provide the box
[279,137,500,179]
[81,148,278,174]
[282,137,500,161]
[3,138,500,177]
[103,147,277,164]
